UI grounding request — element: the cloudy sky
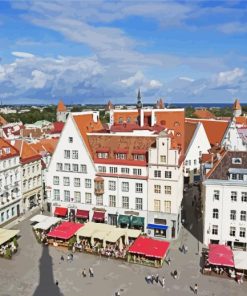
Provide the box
[0,0,247,104]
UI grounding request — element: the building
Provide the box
[0,138,22,225]
[193,109,216,119]
[0,115,8,126]
[10,140,43,212]
[57,100,69,123]
[233,98,242,118]
[202,151,247,249]
[46,95,185,240]
[184,122,211,183]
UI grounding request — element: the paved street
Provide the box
[0,198,246,296]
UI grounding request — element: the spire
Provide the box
[136,88,142,110]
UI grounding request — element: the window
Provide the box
[213,190,220,200]
[109,181,116,191]
[116,153,126,160]
[154,170,161,178]
[53,189,60,201]
[56,163,62,171]
[1,212,4,222]
[230,210,236,220]
[135,183,143,193]
[72,150,78,159]
[121,167,129,174]
[64,190,70,202]
[74,178,80,187]
[164,201,171,213]
[109,195,116,207]
[64,163,71,171]
[242,192,247,202]
[74,191,81,203]
[32,166,35,173]
[154,185,161,194]
[239,174,244,180]
[68,137,73,143]
[154,199,161,212]
[53,176,59,185]
[240,227,246,238]
[97,152,108,159]
[96,195,103,206]
[72,164,79,172]
[122,196,129,209]
[133,154,145,161]
[240,211,246,221]
[164,186,171,195]
[133,169,142,175]
[232,157,242,164]
[98,166,106,173]
[81,165,87,173]
[63,177,70,186]
[212,225,218,235]
[230,226,236,237]
[64,150,70,159]
[11,207,15,216]
[232,174,237,180]
[231,191,237,202]
[118,117,123,123]
[122,182,129,192]
[165,171,172,178]
[135,198,143,210]
[85,193,92,204]
[85,179,91,188]
[160,155,166,163]
[213,208,219,219]
[110,167,118,174]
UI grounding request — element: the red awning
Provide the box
[128,236,170,259]
[76,210,89,219]
[208,244,234,267]
[47,221,83,240]
[93,211,105,221]
[54,207,68,217]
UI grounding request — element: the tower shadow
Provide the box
[33,246,63,296]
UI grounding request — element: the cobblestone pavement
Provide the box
[0,198,246,296]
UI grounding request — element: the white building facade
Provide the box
[202,151,247,249]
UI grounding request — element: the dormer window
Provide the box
[133,154,145,161]
[174,121,180,127]
[98,152,108,159]
[127,117,131,123]
[116,153,126,160]
[4,148,10,154]
[96,148,109,159]
[118,117,123,124]
[232,158,242,164]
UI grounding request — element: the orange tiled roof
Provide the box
[186,118,228,147]
[0,115,8,126]
[233,99,241,110]
[57,100,67,112]
[73,113,104,157]
[235,116,247,127]
[194,109,216,119]
[30,138,59,155]
[10,139,41,164]
[185,122,198,153]
[0,138,19,160]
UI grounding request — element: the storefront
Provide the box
[130,216,144,231]
[147,223,168,238]
[118,215,131,228]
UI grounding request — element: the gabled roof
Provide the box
[50,122,65,134]
[206,151,247,180]
[185,121,198,153]
[0,138,19,160]
[10,139,41,164]
[0,115,8,126]
[186,118,228,147]
[233,99,241,110]
[57,100,67,112]
[235,116,247,127]
[193,109,216,119]
[30,138,59,155]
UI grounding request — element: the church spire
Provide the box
[136,88,143,110]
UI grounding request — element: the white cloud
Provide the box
[12,51,35,58]
[217,22,247,34]
[215,67,245,86]
[149,80,162,89]
[121,71,144,87]
[179,76,194,82]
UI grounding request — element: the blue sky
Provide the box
[0,0,247,104]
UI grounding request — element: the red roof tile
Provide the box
[0,138,19,160]
[57,100,67,112]
[10,139,41,164]
[184,122,198,153]
[0,115,8,126]
[194,109,216,119]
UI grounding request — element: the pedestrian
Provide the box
[167,257,171,266]
[173,270,178,279]
[55,280,59,286]
[155,274,159,283]
[162,276,165,288]
[70,253,73,261]
[89,267,94,277]
[184,245,188,254]
[115,291,120,296]
[60,255,64,261]
[194,283,198,295]
[151,274,155,284]
[72,245,76,253]
[82,268,86,277]
[146,275,152,284]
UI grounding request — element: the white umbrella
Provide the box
[103,239,106,248]
[124,234,129,245]
[91,236,94,246]
[119,238,123,251]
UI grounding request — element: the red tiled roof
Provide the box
[186,119,228,147]
[30,138,59,155]
[184,122,198,153]
[10,139,41,164]
[194,109,216,119]
[0,115,8,126]
[57,100,67,112]
[0,138,19,160]
[235,116,247,127]
[50,122,65,134]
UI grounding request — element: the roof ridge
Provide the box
[206,150,228,179]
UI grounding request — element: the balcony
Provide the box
[94,177,104,196]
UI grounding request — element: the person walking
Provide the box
[55,280,59,286]
[194,283,198,295]
[60,255,64,262]
[82,268,86,278]
[89,267,94,277]
[173,270,178,279]
[151,274,155,284]
[155,274,159,284]
[184,245,188,254]
[162,276,165,288]
[167,257,171,266]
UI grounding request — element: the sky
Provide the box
[0,0,247,105]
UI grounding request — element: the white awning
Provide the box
[233,250,247,270]
[30,215,48,223]
[0,228,20,246]
[33,217,61,231]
